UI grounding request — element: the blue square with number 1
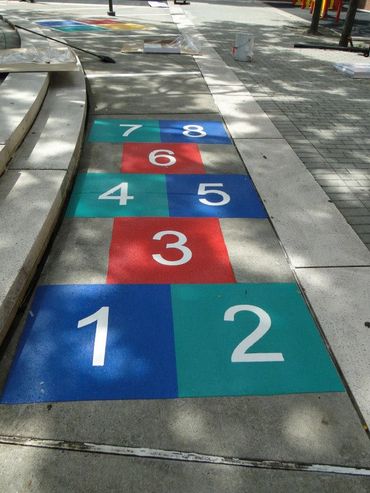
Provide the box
[159,120,232,144]
[1,284,177,404]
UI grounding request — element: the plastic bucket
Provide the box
[232,33,254,62]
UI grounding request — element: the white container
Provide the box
[232,33,254,62]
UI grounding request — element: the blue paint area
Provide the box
[159,120,232,144]
[166,175,268,218]
[1,285,177,403]
[35,20,86,27]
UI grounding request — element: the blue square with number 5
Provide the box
[1,285,177,404]
[166,174,268,218]
[159,120,232,144]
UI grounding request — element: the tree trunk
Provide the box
[339,0,359,46]
[308,0,324,34]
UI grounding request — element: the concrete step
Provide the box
[0,21,87,341]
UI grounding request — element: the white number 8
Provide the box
[183,125,207,138]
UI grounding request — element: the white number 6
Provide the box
[224,304,284,363]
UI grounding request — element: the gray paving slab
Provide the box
[296,267,370,428]
[195,56,244,87]
[0,170,67,343]
[199,144,246,174]
[212,92,282,140]
[39,218,112,285]
[0,392,369,466]
[1,444,370,493]
[83,55,200,74]
[79,143,123,173]
[221,219,294,283]
[91,93,218,115]
[87,73,210,98]
[235,139,370,267]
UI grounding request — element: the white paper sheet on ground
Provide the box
[335,63,370,78]
[148,1,168,7]
[122,35,199,55]
[0,46,78,72]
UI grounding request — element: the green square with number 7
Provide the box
[89,119,161,143]
[171,284,344,397]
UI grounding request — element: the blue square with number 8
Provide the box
[1,284,178,404]
[159,120,232,144]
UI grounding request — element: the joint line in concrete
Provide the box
[0,435,369,477]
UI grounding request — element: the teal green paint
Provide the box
[66,173,169,217]
[88,119,161,143]
[171,284,344,397]
[54,25,106,32]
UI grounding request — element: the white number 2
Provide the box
[183,125,206,138]
[152,230,192,266]
[224,305,284,363]
[78,307,109,367]
[98,183,134,206]
[149,149,176,167]
[198,183,231,206]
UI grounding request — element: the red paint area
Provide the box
[79,19,120,24]
[107,218,236,284]
[121,143,205,174]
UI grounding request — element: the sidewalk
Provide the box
[0,0,370,491]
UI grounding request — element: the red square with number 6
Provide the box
[107,217,236,284]
[121,143,205,174]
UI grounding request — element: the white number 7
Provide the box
[119,124,143,137]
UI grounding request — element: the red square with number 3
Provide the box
[121,143,205,174]
[107,218,236,284]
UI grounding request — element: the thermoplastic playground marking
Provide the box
[1,284,344,404]
[88,119,232,144]
[66,173,267,218]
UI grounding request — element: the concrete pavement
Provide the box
[0,0,370,491]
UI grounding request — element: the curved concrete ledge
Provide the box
[0,72,49,176]
[0,60,86,340]
[0,18,21,49]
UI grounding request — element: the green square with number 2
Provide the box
[89,119,161,143]
[171,283,344,397]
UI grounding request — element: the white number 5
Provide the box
[198,183,230,206]
[224,304,284,363]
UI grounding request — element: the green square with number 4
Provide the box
[66,173,169,217]
[171,284,344,397]
[88,119,161,143]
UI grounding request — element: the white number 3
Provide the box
[224,304,284,363]
[152,230,192,266]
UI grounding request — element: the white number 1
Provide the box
[78,307,109,367]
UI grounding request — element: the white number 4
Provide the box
[98,182,134,206]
